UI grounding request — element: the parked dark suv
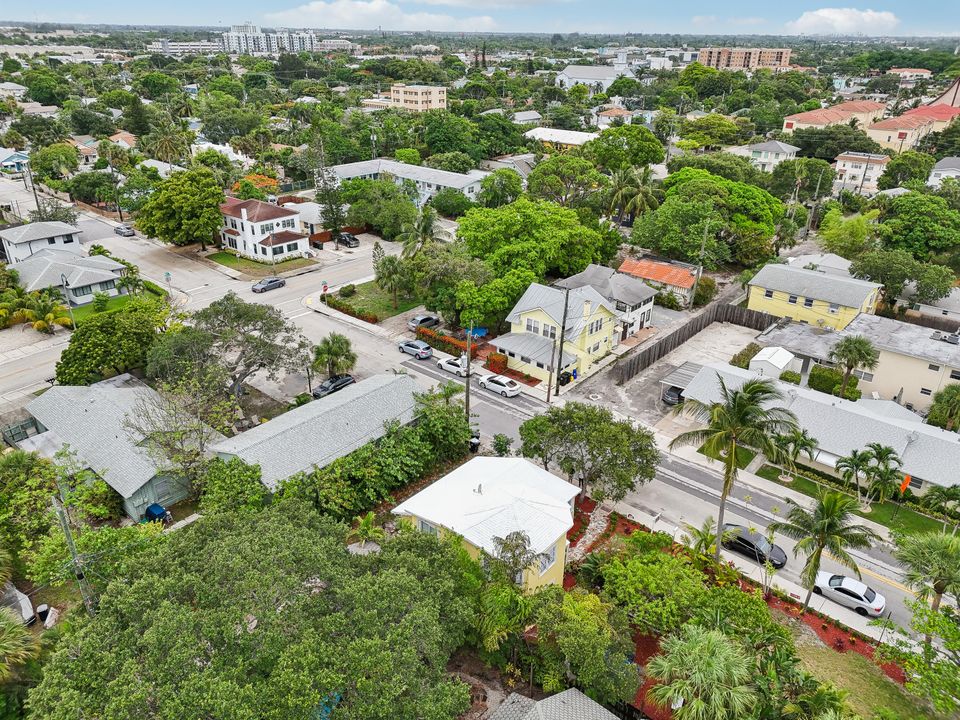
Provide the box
[312,374,355,398]
[721,523,787,568]
[336,232,360,248]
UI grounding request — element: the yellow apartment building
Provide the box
[392,457,580,591]
[490,282,618,384]
[866,115,936,152]
[747,264,880,330]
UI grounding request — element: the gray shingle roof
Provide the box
[0,221,81,245]
[748,140,800,153]
[555,263,656,307]
[683,363,960,488]
[212,374,418,489]
[933,157,960,171]
[15,249,123,292]
[506,283,615,341]
[490,690,619,720]
[748,264,880,308]
[559,64,634,81]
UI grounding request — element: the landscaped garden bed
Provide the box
[207,250,316,276]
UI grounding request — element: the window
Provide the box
[525,318,540,334]
[828,303,839,314]
[539,543,557,574]
[929,364,940,372]
[921,387,932,396]
[47,238,56,245]
[98,280,115,292]
[951,369,960,381]
[418,519,438,536]
[285,243,297,252]
[853,370,874,382]
[591,342,601,353]
[536,362,544,369]
[272,246,283,256]
[762,287,772,298]
[520,355,531,363]
[616,301,627,312]
[803,297,814,308]
[63,237,73,243]
[788,295,798,304]
[542,324,556,340]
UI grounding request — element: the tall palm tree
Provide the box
[670,375,798,561]
[311,332,357,378]
[867,463,902,505]
[895,532,960,643]
[827,335,879,396]
[770,491,880,611]
[865,442,902,471]
[648,625,757,720]
[143,120,190,172]
[774,427,818,478]
[834,449,873,505]
[398,206,449,259]
[929,385,960,431]
[606,166,658,223]
[921,485,960,522]
[11,295,72,334]
[375,255,408,309]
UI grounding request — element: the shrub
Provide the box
[692,275,717,308]
[430,188,475,218]
[807,364,843,394]
[92,292,110,312]
[654,290,682,310]
[779,370,801,385]
[492,433,513,457]
[730,342,761,369]
[393,148,421,165]
[339,283,356,298]
[416,326,476,358]
[323,294,379,323]
[486,352,507,374]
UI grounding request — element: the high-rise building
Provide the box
[146,38,223,56]
[698,47,791,71]
[220,24,359,56]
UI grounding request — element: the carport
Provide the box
[658,361,703,402]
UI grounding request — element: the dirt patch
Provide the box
[448,649,547,719]
[238,385,290,422]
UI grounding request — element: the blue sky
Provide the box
[17,2,960,37]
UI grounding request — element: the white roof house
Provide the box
[15,248,124,294]
[524,127,599,148]
[786,253,853,278]
[726,140,800,172]
[331,158,487,205]
[749,346,796,377]
[393,457,580,555]
[928,157,960,188]
[555,64,634,94]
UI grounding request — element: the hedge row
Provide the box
[416,326,476,358]
[322,294,379,323]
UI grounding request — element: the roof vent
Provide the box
[945,334,959,345]
[473,483,482,495]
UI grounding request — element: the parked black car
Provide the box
[721,523,787,568]
[336,232,360,248]
[662,386,684,406]
[312,374,356,398]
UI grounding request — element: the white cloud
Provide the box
[265,0,495,31]
[411,0,551,6]
[691,15,718,26]
[785,7,900,35]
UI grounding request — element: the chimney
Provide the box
[583,298,592,324]
[240,207,248,222]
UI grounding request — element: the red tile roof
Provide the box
[833,100,887,113]
[868,114,934,130]
[889,67,932,74]
[618,258,696,289]
[220,197,298,223]
[903,105,960,122]
[259,230,307,246]
[785,101,886,127]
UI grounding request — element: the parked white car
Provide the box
[477,373,522,398]
[437,356,468,377]
[813,571,886,617]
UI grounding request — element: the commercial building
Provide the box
[726,140,799,172]
[746,263,880,330]
[219,197,309,263]
[698,47,791,71]
[782,101,886,133]
[146,38,222,55]
[389,83,446,111]
[393,457,579,591]
[834,152,889,195]
[220,24,358,56]
[887,67,933,82]
[331,158,486,205]
[758,313,960,413]
[866,115,935,152]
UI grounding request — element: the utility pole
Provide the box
[51,495,96,618]
[804,168,825,240]
[689,222,709,305]
[464,321,472,422]
[25,162,41,214]
[554,288,571,397]
[546,335,558,404]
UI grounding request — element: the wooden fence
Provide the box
[899,310,960,334]
[615,303,777,384]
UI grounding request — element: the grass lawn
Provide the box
[793,639,938,720]
[207,251,316,276]
[341,280,420,320]
[757,464,949,535]
[71,294,131,324]
[698,443,756,469]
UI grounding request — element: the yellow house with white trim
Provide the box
[491,282,618,384]
[392,457,580,591]
[747,264,880,331]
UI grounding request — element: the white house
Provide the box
[219,198,309,263]
[0,222,83,264]
[523,127,599,149]
[727,140,800,173]
[0,82,27,100]
[748,346,799,378]
[512,110,542,126]
[928,157,960,188]
[15,249,125,306]
[331,159,487,205]
[834,151,889,195]
[554,263,656,341]
[555,64,634,95]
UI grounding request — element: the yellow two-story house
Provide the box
[747,264,881,330]
[392,457,580,591]
[491,283,618,384]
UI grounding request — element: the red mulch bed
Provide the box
[567,496,597,548]
[493,365,542,387]
[584,513,646,554]
[765,594,906,684]
[633,634,671,720]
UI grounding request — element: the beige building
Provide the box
[782,100,886,133]
[389,83,446,111]
[834,151,889,195]
[698,47,791,71]
[866,115,936,152]
[759,314,960,413]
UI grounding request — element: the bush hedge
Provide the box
[487,352,507,374]
[808,364,860,399]
[322,294,379,323]
[730,342,761,369]
[779,370,801,384]
[416,326,476,358]
[339,284,357,298]
[654,291,682,310]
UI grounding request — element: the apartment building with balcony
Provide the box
[698,47,791,71]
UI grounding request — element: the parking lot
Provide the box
[566,322,761,426]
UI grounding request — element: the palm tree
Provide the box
[0,549,39,683]
[143,120,190,172]
[921,484,960,522]
[670,375,798,561]
[351,511,385,550]
[375,255,408,309]
[11,295,72,334]
[895,532,960,643]
[770,491,880,611]
[311,332,357,378]
[648,625,757,720]
[774,427,818,479]
[682,517,734,557]
[867,463,902,505]
[477,582,531,653]
[834,449,873,505]
[606,166,658,223]
[929,384,960,431]
[398,206,449,259]
[827,335,879,397]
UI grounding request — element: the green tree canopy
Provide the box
[666,152,764,185]
[526,155,607,210]
[786,125,883,160]
[878,151,938,190]
[136,167,225,249]
[583,124,665,171]
[880,192,960,259]
[767,158,835,202]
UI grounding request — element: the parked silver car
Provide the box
[398,339,433,359]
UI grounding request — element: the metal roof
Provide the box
[331,158,487,190]
[659,361,704,389]
[506,282,615,341]
[554,263,656,308]
[748,264,880,308]
[491,332,575,368]
[489,689,620,720]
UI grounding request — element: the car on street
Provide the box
[813,571,886,616]
[114,223,135,237]
[312,374,356,399]
[477,373,522,398]
[720,524,787,569]
[407,314,441,332]
[252,276,286,293]
[662,385,684,406]
[336,232,360,248]
[437,356,468,377]
[398,339,433,359]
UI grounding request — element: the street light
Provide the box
[60,273,76,329]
